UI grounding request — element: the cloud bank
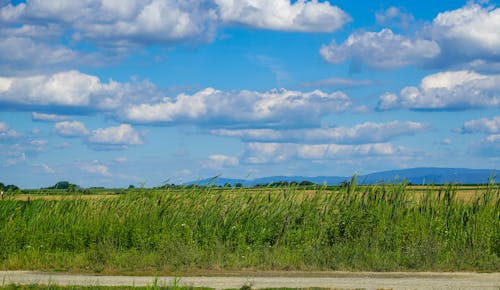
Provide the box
[211,121,429,144]
[122,87,351,127]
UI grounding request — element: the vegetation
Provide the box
[44,181,78,190]
[0,182,20,192]
[0,181,498,273]
[0,285,211,290]
[0,285,331,290]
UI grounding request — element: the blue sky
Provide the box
[1,0,499,188]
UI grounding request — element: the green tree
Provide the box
[54,181,71,189]
[299,180,314,186]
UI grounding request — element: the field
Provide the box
[0,182,498,274]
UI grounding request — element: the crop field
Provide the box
[0,182,498,274]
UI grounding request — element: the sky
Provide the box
[0,0,500,188]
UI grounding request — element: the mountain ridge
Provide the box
[187,167,497,186]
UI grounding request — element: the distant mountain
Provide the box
[187,167,497,186]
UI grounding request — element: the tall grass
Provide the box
[0,183,498,273]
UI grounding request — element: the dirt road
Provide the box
[1,271,499,289]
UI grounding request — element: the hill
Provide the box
[188,167,496,186]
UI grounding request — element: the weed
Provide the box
[0,184,498,272]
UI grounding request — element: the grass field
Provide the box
[0,182,498,274]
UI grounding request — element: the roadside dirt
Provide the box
[1,271,499,289]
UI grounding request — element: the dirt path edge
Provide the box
[1,271,499,290]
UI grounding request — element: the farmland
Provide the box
[0,182,498,274]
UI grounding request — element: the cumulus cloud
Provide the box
[215,0,350,32]
[32,112,69,122]
[87,124,143,146]
[0,0,348,55]
[459,116,500,134]
[0,121,21,139]
[429,4,500,66]
[0,0,219,47]
[377,70,500,110]
[0,70,352,130]
[203,154,239,170]
[321,4,500,70]
[320,29,440,69]
[0,70,123,109]
[211,121,429,144]
[53,121,142,150]
[122,87,351,127]
[53,121,89,137]
[242,142,404,164]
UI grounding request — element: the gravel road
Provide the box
[1,271,499,289]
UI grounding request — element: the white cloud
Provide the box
[377,70,500,110]
[243,142,403,164]
[0,35,82,73]
[122,87,351,127]
[211,121,429,144]
[53,121,89,137]
[321,4,500,70]
[32,112,69,122]
[215,0,350,32]
[82,163,111,176]
[0,121,21,139]
[88,124,143,146]
[0,0,219,48]
[320,29,440,69]
[0,0,350,65]
[203,154,239,170]
[430,4,500,63]
[0,70,122,108]
[459,116,500,134]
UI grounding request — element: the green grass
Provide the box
[0,183,498,273]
